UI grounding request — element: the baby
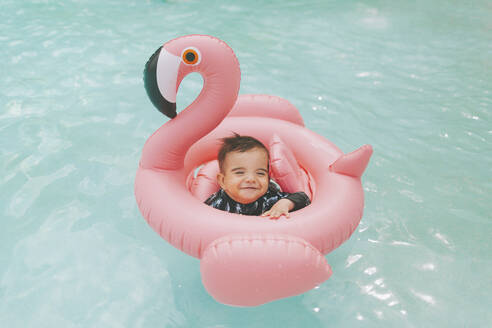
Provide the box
[204,134,310,219]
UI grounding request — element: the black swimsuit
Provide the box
[204,182,310,216]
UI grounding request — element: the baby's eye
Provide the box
[257,172,266,176]
[234,171,244,175]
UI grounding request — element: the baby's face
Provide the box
[217,147,269,204]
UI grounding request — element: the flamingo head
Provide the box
[143,35,241,119]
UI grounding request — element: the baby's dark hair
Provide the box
[218,133,269,172]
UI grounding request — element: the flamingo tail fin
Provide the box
[329,144,373,178]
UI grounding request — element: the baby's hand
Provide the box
[261,199,295,220]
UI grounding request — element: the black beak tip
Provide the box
[158,103,177,119]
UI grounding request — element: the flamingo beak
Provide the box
[143,46,181,119]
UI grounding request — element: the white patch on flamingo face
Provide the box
[156,49,181,103]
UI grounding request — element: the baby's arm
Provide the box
[261,191,311,219]
[261,198,295,219]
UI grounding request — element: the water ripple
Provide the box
[7,165,75,218]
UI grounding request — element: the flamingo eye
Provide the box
[181,47,201,65]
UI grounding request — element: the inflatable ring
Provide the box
[136,35,373,306]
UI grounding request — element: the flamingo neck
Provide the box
[141,73,240,171]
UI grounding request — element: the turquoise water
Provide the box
[1,0,491,326]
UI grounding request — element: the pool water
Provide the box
[1,0,491,327]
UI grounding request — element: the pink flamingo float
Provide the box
[135,35,372,306]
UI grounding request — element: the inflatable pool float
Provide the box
[135,35,373,306]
